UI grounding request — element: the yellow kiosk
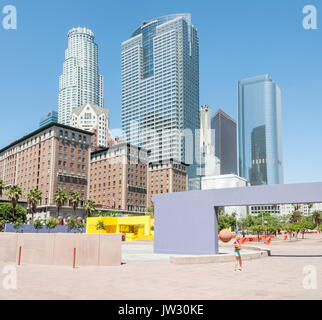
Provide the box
[86,216,154,241]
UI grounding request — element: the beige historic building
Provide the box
[89,143,148,212]
[0,123,93,208]
[147,159,188,208]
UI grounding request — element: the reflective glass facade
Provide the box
[238,75,283,185]
[121,14,200,189]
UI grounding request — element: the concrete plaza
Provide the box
[0,235,321,300]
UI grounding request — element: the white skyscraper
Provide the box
[58,27,104,126]
[200,105,220,176]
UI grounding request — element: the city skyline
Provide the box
[1,0,322,184]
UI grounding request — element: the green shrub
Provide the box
[0,202,27,224]
[33,219,43,232]
[67,216,78,232]
[45,218,59,233]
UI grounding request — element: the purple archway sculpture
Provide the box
[152,182,322,255]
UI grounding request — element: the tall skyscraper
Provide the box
[238,74,283,185]
[58,27,104,126]
[211,109,237,175]
[121,14,200,190]
[200,105,220,176]
[39,111,58,128]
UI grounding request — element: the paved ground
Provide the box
[0,235,321,300]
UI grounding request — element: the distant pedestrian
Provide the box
[233,235,242,272]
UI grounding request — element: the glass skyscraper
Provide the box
[211,109,237,175]
[58,27,104,126]
[121,14,200,190]
[39,111,58,128]
[238,74,283,186]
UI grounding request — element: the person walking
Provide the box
[233,235,242,272]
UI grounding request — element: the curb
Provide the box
[170,249,269,265]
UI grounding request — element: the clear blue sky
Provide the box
[0,0,321,184]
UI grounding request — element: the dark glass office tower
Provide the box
[211,109,237,175]
[238,74,284,186]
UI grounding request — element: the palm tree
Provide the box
[307,203,313,215]
[290,210,303,223]
[0,179,3,197]
[292,203,302,211]
[312,211,322,226]
[83,199,96,217]
[69,191,81,216]
[8,185,22,217]
[54,189,68,216]
[27,188,42,221]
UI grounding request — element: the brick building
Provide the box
[147,159,188,208]
[89,143,148,212]
[0,123,93,208]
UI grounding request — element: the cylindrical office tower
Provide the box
[58,27,104,126]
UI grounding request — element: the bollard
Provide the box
[73,248,76,269]
[18,246,22,266]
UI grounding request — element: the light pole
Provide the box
[264,220,268,236]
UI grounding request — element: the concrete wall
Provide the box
[0,233,121,266]
[153,190,218,255]
[153,182,322,255]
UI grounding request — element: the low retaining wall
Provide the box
[170,248,269,265]
[0,233,121,266]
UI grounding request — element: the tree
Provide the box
[0,180,3,197]
[249,225,266,241]
[54,189,67,216]
[147,205,154,218]
[290,211,303,223]
[217,214,229,231]
[13,220,24,232]
[292,203,302,211]
[8,185,22,217]
[45,217,59,233]
[0,202,27,224]
[77,221,85,233]
[33,219,43,232]
[298,221,315,239]
[307,203,313,215]
[27,188,42,221]
[311,211,322,226]
[67,216,78,233]
[237,218,248,236]
[83,199,96,217]
[317,224,322,233]
[96,220,106,233]
[69,191,81,216]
